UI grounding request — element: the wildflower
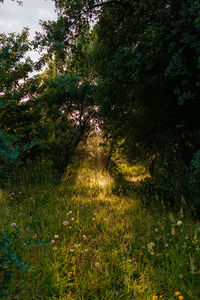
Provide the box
[76,220,78,223]
[92,217,95,221]
[54,235,59,239]
[69,226,72,229]
[11,222,16,227]
[51,240,55,244]
[70,249,74,252]
[155,228,159,232]
[175,291,180,296]
[74,244,79,248]
[71,218,74,221]
[84,249,89,252]
[95,262,100,267]
[152,296,158,300]
[177,220,183,226]
[147,242,155,249]
[159,296,163,298]
[53,246,57,251]
[63,220,69,226]
[179,296,184,300]
[165,243,169,248]
[68,272,72,275]
[83,235,87,239]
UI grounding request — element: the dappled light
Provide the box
[1,0,200,298]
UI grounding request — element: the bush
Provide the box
[0,225,49,297]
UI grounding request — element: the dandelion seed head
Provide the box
[63,220,69,226]
[147,242,155,249]
[95,262,100,267]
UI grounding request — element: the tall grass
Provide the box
[0,158,200,299]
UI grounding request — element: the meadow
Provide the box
[1,151,200,300]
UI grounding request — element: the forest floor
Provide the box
[0,150,200,299]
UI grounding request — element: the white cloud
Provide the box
[0,0,57,38]
[0,0,57,64]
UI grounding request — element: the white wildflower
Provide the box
[54,235,59,239]
[11,223,16,227]
[177,220,183,226]
[147,242,155,249]
[63,220,69,226]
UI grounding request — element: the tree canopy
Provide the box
[1,0,200,205]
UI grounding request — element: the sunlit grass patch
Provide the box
[0,158,200,299]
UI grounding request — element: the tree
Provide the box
[36,72,97,172]
[0,29,42,184]
[41,0,200,172]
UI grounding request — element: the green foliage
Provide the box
[36,73,97,173]
[0,225,49,297]
[0,226,29,297]
[0,131,19,160]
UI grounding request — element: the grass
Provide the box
[1,157,200,299]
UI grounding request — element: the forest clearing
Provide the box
[1,138,200,299]
[1,0,200,299]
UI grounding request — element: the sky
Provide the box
[0,0,57,61]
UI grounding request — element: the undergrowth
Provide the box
[0,158,200,299]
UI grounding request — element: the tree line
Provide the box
[1,0,200,211]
